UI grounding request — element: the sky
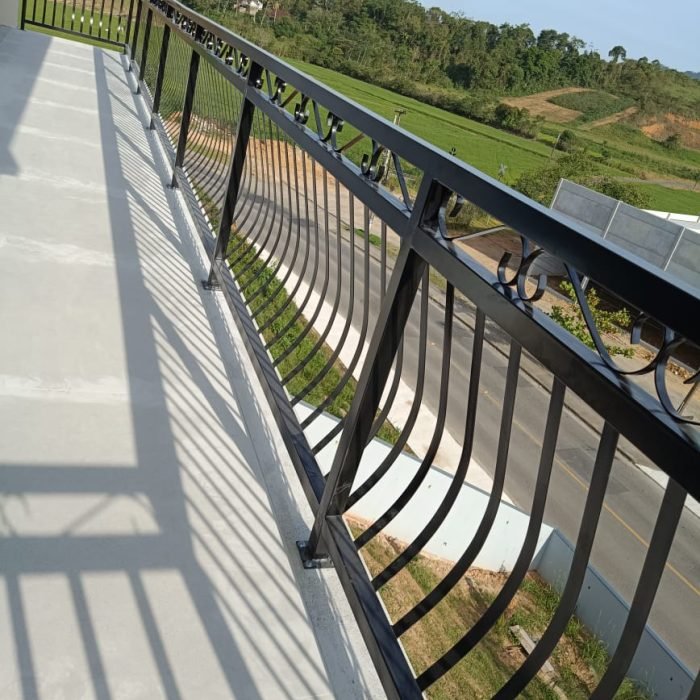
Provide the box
[427,0,700,72]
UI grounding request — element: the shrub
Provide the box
[549,281,634,358]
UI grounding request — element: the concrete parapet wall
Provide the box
[535,530,695,699]
[0,0,20,28]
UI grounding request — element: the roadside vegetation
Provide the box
[350,519,649,699]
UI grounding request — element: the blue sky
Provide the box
[427,0,699,72]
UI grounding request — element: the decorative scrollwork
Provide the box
[321,113,344,151]
[294,95,309,124]
[424,183,466,240]
[561,266,699,424]
[360,140,385,182]
[497,236,548,303]
[270,77,286,105]
[237,54,249,76]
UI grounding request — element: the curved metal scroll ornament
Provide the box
[497,235,548,303]
[294,95,310,124]
[270,77,287,105]
[563,265,699,425]
[321,112,344,151]
[360,140,385,182]
[428,185,465,240]
[236,54,250,77]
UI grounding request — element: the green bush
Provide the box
[549,282,634,358]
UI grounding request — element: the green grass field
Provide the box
[287,60,554,179]
[548,91,634,122]
[635,184,700,213]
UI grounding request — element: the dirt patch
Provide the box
[641,113,700,150]
[502,88,592,123]
[586,105,638,129]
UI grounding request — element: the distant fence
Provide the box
[551,179,700,290]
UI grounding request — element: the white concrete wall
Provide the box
[0,0,19,28]
[298,404,553,570]
[536,530,695,699]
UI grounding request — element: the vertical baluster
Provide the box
[123,0,134,48]
[149,16,171,129]
[170,42,201,188]
[135,5,152,94]
[204,62,264,289]
[20,0,28,29]
[129,0,142,61]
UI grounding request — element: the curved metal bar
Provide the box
[248,141,301,310]
[345,269,429,508]
[239,128,288,295]
[255,150,315,333]
[228,113,276,274]
[273,167,333,367]
[393,339,521,634]
[236,118,284,287]
[415,379,566,689]
[281,175,345,385]
[354,285,455,550]
[291,190,357,406]
[249,142,303,315]
[590,479,686,698]
[306,205,372,444]
[365,340,403,445]
[493,422,619,699]
[263,158,323,345]
[371,308,487,590]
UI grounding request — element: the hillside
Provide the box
[290,62,700,214]
[190,0,700,127]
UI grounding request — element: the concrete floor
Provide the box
[0,26,383,699]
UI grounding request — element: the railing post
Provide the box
[204,62,263,290]
[170,42,201,188]
[135,5,153,95]
[19,0,27,30]
[149,18,171,129]
[129,0,142,64]
[123,0,136,53]
[300,241,426,564]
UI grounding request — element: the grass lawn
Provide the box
[351,520,648,699]
[636,184,700,214]
[287,60,554,179]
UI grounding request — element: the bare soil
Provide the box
[641,113,700,150]
[502,88,591,123]
[586,105,639,129]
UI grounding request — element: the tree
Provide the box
[608,45,627,63]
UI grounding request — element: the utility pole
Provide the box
[550,131,562,158]
[380,109,406,185]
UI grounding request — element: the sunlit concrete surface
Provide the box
[0,26,383,699]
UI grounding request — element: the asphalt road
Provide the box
[225,160,700,672]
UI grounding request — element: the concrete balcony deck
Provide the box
[0,26,382,699]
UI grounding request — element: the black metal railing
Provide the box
[20,0,136,47]
[24,2,700,697]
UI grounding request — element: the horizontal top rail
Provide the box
[152,0,700,346]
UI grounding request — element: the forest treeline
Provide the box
[190,0,700,136]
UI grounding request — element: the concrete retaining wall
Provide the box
[0,0,20,28]
[534,530,694,699]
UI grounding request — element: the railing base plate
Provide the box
[201,279,221,292]
[296,541,333,570]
